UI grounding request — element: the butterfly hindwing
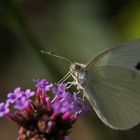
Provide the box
[86,65,140,129]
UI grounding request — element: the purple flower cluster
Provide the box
[0,87,35,117]
[0,79,89,140]
[52,83,88,117]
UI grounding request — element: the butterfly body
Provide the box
[70,62,112,128]
[70,62,87,86]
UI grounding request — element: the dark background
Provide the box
[0,0,140,139]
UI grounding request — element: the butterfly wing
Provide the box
[84,40,140,129]
[85,66,140,130]
[87,39,140,71]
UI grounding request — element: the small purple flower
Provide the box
[6,88,35,111]
[7,87,21,104]
[14,97,30,110]
[35,79,53,92]
[53,83,67,97]
[22,89,35,98]
[72,92,90,116]
[0,102,9,117]
[52,90,89,118]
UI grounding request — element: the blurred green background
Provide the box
[0,0,140,139]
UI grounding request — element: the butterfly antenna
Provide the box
[41,50,72,64]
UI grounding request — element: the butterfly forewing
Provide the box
[91,39,140,72]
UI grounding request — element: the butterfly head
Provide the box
[70,62,87,83]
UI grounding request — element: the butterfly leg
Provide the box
[58,71,71,83]
[66,81,77,89]
[81,90,87,100]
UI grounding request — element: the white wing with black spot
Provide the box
[84,40,140,129]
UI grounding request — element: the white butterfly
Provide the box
[42,39,140,130]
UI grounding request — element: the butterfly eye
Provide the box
[135,62,140,70]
